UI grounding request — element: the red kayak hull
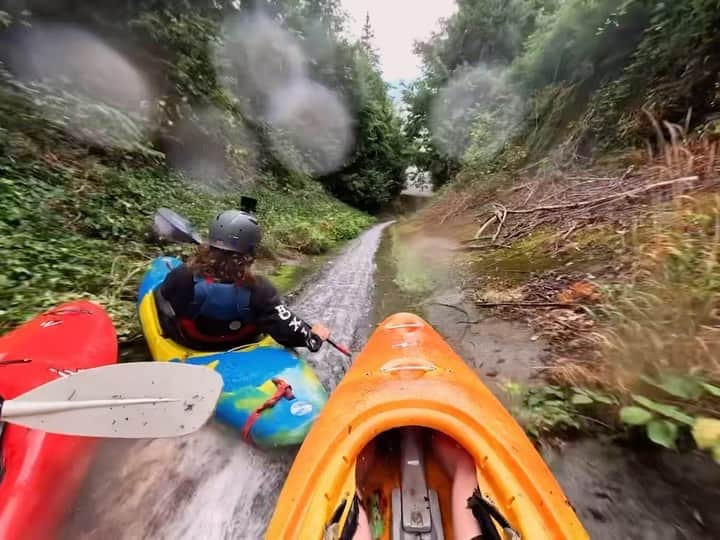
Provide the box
[0,301,117,540]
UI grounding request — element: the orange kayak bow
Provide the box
[268,313,588,539]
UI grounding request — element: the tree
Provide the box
[403,0,562,186]
[0,0,410,211]
[360,11,379,67]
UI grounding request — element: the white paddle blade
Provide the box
[1,362,223,438]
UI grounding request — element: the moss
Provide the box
[267,263,305,295]
[470,228,559,285]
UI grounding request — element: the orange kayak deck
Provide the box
[267,313,588,539]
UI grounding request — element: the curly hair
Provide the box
[186,245,255,285]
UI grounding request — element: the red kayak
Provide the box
[0,301,117,540]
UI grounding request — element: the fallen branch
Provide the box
[492,204,508,242]
[474,214,497,239]
[475,302,582,308]
[562,222,579,240]
[565,176,616,182]
[423,302,471,318]
[506,176,699,214]
[454,242,512,251]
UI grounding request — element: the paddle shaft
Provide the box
[0,397,179,420]
[327,338,351,357]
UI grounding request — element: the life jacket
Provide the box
[178,276,258,344]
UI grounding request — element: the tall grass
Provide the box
[598,194,720,389]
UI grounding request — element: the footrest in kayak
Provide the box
[391,489,444,540]
[391,427,444,539]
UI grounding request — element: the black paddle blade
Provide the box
[153,208,203,244]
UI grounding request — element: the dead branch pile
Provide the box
[464,137,720,249]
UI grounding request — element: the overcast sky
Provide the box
[342,0,456,82]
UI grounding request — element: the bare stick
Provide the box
[521,181,539,206]
[565,176,616,182]
[562,222,579,240]
[492,204,508,243]
[474,214,497,239]
[423,302,470,318]
[643,106,666,152]
[505,176,699,215]
[475,302,582,308]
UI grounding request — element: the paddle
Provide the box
[154,207,203,245]
[152,208,352,358]
[0,362,223,438]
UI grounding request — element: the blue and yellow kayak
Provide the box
[137,256,328,448]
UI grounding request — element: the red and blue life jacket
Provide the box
[178,276,258,344]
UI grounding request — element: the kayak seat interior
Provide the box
[328,426,512,540]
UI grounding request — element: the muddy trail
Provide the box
[63,219,719,539]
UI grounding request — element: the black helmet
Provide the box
[208,210,261,254]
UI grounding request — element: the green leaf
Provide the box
[593,394,617,405]
[701,383,720,397]
[641,374,704,400]
[620,406,653,426]
[646,420,678,450]
[713,445,720,465]
[582,389,618,405]
[571,393,594,405]
[631,395,695,425]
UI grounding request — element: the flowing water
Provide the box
[62,222,392,540]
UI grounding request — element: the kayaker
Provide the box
[353,432,482,540]
[157,209,331,351]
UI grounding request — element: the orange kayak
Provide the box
[268,312,588,539]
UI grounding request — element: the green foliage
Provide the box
[617,374,720,462]
[2,0,409,211]
[0,158,371,335]
[504,383,584,439]
[130,10,222,105]
[620,406,653,426]
[0,10,12,28]
[407,0,720,178]
[0,0,403,338]
[510,0,649,93]
[322,48,409,211]
[646,420,679,450]
[404,0,560,185]
[0,87,372,336]
[631,395,695,426]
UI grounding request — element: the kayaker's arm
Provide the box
[250,277,323,351]
[159,265,195,316]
